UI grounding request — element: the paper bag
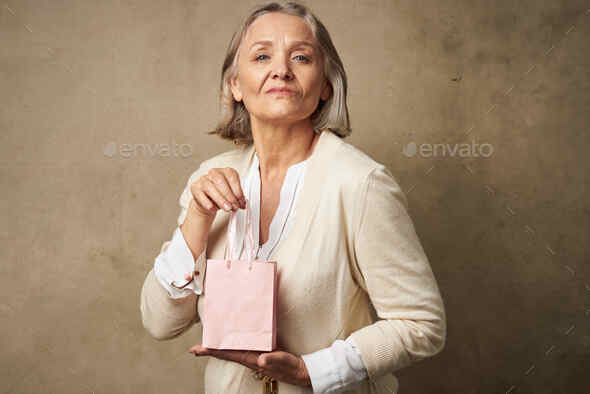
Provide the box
[201,198,278,351]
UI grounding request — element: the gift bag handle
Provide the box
[226,197,257,262]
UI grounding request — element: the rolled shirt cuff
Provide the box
[301,336,367,393]
[153,226,206,299]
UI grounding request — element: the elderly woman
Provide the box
[140,2,446,393]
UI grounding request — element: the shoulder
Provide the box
[322,132,390,186]
[197,145,250,171]
[337,138,383,172]
[185,144,250,181]
[321,132,407,207]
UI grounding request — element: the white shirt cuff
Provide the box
[301,336,368,393]
[153,226,206,299]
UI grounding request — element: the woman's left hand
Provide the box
[188,344,312,388]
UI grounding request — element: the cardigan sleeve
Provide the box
[349,164,447,381]
[139,162,209,340]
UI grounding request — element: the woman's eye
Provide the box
[294,55,310,62]
[254,54,310,62]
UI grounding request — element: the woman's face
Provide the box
[230,12,332,126]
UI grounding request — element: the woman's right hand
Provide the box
[189,167,247,218]
[176,167,247,287]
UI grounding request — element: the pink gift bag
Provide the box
[201,198,278,351]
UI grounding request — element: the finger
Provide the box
[188,344,210,356]
[258,353,271,368]
[258,351,284,368]
[222,168,246,209]
[194,189,217,213]
[201,176,233,212]
[240,350,264,366]
[206,169,241,210]
[208,349,262,369]
[189,184,217,216]
[214,349,260,365]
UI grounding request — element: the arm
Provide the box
[348,165,447,380]
[139,163,213,340]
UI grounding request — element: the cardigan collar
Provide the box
[233,128,342,264]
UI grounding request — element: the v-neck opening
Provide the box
[236,129,328,263]
[251,151,307,258]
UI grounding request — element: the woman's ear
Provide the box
[229,74,243,102]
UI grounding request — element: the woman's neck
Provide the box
[251,122,319,181]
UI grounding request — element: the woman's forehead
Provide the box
[243,13,316,47]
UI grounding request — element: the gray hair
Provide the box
[207,1,351,146]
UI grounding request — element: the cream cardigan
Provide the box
[140,128,447,394]
[152,150,368,391]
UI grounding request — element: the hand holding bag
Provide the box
[201,198,278,351]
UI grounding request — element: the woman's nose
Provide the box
[271,54,293,80]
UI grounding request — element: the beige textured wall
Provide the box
[1,0,589,393]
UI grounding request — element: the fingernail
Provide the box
[223,203,231,211]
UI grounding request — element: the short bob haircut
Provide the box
[207,1,351,146]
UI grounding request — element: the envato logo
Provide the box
[103,141,193,158]
[402,141,494,158]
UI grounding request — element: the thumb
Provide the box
[261,352,286,368]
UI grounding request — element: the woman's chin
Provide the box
[257,110,301,122]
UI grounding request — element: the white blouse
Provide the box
[153,151,368,392]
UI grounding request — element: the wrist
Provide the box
[181,205,214,259]
[298,357,312,387]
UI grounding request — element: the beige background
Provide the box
[1,0,589,393]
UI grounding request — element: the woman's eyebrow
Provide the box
[249,40,315,51]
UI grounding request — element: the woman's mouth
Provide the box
[266,87,296,95]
